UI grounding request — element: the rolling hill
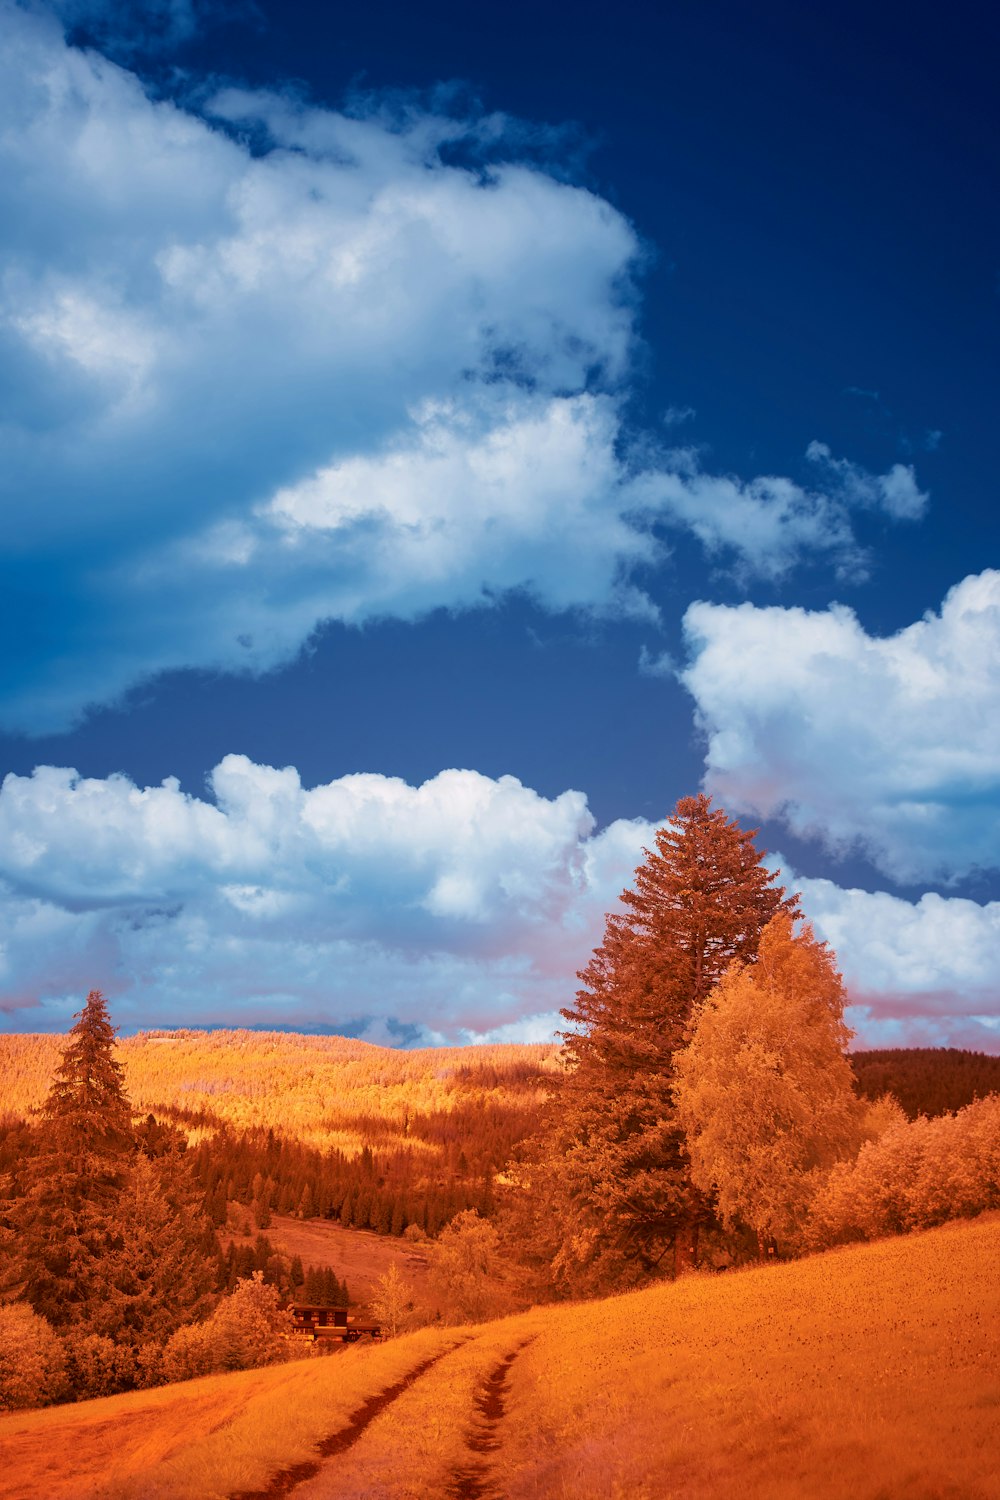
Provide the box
[0,1030,561,1154]
[2,1211,997,1499]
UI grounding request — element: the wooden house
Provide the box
[287,1303,382,1343]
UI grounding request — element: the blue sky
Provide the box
[1,0,998,1049]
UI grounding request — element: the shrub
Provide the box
[62,1330,138,1399]
[0,1303,67,1410]
[806,1093,1000,1248]
[161,1273,292,1384]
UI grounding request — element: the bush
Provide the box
[0,1304,67,1410]
[805,1093,1000,1248]
[161,1273,292,1383]
[62,1330,138,1399]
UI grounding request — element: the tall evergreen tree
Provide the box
[3,991,219,1384]
[538,795,797,1290]
[7,991,136,1326]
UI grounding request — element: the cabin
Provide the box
[286,1303,382,1343]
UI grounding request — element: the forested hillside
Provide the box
[0,1030,560,1149]
[851,1046,1000,1118]
[4,1029,996,1254]
[0,1029,560,1249]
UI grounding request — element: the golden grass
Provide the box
[0,1330,465,1500]
[500,1211,1000,1500]
[3,1214,996,1499]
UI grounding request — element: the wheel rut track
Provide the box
[228,1342,464,1500]
[446,1336,537,1500]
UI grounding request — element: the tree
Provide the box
[93,1151,218,1347]
[428,1210,506,1322]
[2,990,220,1394]
[673,914,868,1252]
[539,795,796,1289]
[0,1304,67,1410]
[161,1273,292,1382]
[370,1260,416,1338]
[7,991,137,1328]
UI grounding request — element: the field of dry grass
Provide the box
[0,1030,560,1152]
[230,1213,434,1306]
[2,1212,996,1499]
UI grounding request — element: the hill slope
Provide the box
[0,1030,560,1153]
[2,1212,997,1500]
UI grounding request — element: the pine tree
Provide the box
[3,992,219,1382]
[42,990,135,1160]
[540,795,797,1289]
[8,992,137,1327]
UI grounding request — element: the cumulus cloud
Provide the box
[0,5,928,732]
[0,755,654,1038]
[0,753,995,1050]
[682,570,1000,884]
[787,864,1000,1053]
[629,444,914,584]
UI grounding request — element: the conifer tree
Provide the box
[540,795,796,1289]
[8,991,137,1327]
[3,991,219,1381]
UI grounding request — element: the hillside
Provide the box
[0,1031,561,1153]
[2,1212,997,1499]
[851,1046,1000,1119]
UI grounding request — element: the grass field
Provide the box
[229,1212,434,1306]
[1,1213,997,1500]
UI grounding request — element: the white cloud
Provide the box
[786,864,1000,1052]
[1,753,995,1050]
[0,6,928,732]
[0,755,653,1037]
[682,570,1000,883]
[630,442,922,585]
[805,440,928,521]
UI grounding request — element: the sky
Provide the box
[0,0,998,1050]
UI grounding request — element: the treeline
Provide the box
[0,994,365,1412]
[220,1236,349,1306]
[851,1048,1000,1120]
[181,1094,541,1237]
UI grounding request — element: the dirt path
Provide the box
[236,1326,540,1500]
[443,1338,535,1500]
[227,1344,463,1500]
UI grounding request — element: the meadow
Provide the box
[1,1211,996,1499]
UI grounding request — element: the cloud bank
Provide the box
[682,570,1000,884]
[0,755,996,1049]
[0,755,653,1039]
[790,866,1000,1054]
[0,3,925,732]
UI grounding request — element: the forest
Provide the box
[1,794,998,1413]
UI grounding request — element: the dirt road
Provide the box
[231,1327,540,1500]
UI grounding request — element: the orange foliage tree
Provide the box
[673,914,870,1253]
[535,795,797,1290]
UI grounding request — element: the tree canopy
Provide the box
[673,913,868,1251]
